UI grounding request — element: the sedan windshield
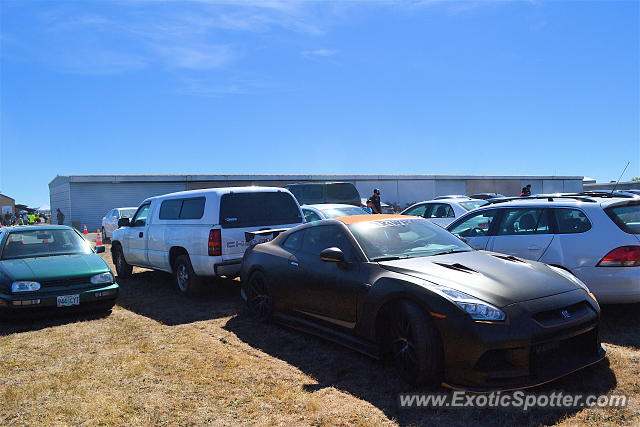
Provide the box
[321,206,369,218]
[459,200,489,211]
[1,229,92,260]
[348,218,472,260]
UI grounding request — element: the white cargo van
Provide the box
[111,187,304,295]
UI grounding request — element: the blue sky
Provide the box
[1,0,638,207]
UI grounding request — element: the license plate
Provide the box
[56,295,80,307]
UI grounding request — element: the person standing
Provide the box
[371,189,382,214]
[56,208,65,225]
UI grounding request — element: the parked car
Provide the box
[101,207,137,240]
[434,195,468,200]
[360,198,395,214]
[401,198,488,227]
[111,187,304,295]
[447,195,640,304]
[240,214,605,390]
[470,193,505,200]
[0,225,118,317]
[575,190,640,199]
[284,182,361,206]
[301,204,369,222]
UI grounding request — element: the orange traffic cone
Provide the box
[83,224,88,235]
[96,230,103,246]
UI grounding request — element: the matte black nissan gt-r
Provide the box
[240,215,606,391]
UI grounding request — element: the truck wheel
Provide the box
[174,255,206,296]
[242,270,274,322]
[101,227,109,242]
[112,245,132,279]
[387,300,443,386]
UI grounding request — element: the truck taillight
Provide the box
[208,229,221,256]
[598,246,640,266]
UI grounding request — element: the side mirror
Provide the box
[118,218,130,227]
[320,247,345,263]
[95,245,106,254]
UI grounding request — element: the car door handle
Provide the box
[527,246,540,251]
[139,232,144,238]
[289,261,299,267]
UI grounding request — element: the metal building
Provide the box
[49,174,584,231]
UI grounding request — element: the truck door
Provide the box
[125,202,151,266]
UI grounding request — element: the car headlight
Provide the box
[12,281,41,293]
[91,272,114,285]
[429,285,506,321]
[548,265,590,293]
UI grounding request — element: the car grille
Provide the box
[40,276,93,288]
[532,301,595,328]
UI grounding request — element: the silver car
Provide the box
[101,207,137,240]
[301,204,370,222]
[447,195,640,304]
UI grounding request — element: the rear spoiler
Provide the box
[244,228,291,243]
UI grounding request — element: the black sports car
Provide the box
[240,215,606,391]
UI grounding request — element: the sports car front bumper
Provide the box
[436,289,606,392]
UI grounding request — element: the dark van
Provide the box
[284,182,361,206]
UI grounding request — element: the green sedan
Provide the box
[0,225,119,318]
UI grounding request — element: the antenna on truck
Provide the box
[610,161,630,195]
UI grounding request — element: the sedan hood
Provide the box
[0,253,109,282]
[378,251,581,307]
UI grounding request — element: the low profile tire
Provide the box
[243,270,274,322]
[112,245,132,279]
[174,254,206,296]
[387,300,443,386]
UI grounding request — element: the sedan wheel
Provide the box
[244,271,274,322]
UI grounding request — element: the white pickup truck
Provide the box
[111,187,304,295]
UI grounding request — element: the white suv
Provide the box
[447,195,640,304]
[111,187,304,295]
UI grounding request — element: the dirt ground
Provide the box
[1,242,639,426]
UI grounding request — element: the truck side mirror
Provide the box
[118,218,130,227]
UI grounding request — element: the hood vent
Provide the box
[491,254,526,263]
[434,262,477,274]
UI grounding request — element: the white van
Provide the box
[111,187,304,295]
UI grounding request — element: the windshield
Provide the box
[2,229,93,260]
[321,206,369,218]
[348,218,472,261]
[121,209,137,218]
[459,200,489,211]
[606,203,640,234]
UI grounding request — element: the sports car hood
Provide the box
[0,253,109,282]
[378,251,581,308]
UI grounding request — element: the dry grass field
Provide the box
[1,244,639,426]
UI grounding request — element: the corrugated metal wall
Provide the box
[49,177,71,226]
[69,182,187,231]
[50,176,585,231]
